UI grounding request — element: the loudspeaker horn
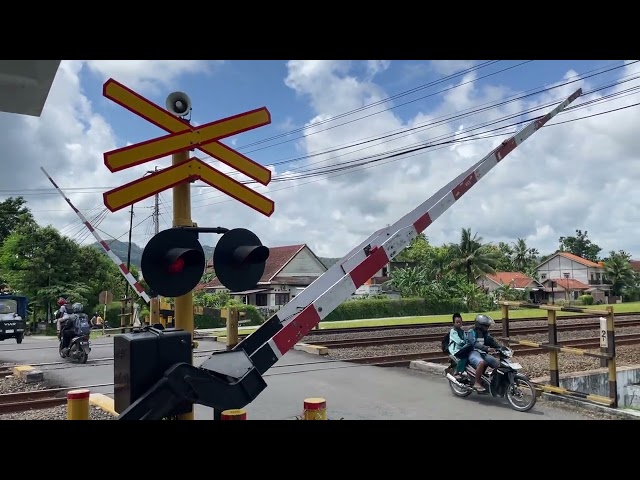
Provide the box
[165,91,191,117]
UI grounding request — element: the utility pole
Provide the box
[121,204,134,332]
[150,165,162,328]
[167,91,195,421]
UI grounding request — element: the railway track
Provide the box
[302,312,640,337]
[0,383,114,415]
[313,318,640,349]
[342,333,640,367]
[219,312,640,342]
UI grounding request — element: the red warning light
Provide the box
[168,257,185,274]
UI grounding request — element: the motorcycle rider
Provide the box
[60,302,84,353]
[447,313,472,381]
[56,298,70,338]
[466,314,503,393]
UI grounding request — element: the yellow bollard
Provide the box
[221,409,247,420]
[67,389,90,420]
[303,398,327,420]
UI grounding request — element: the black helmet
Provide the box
[71,302,83,313]
[475,314,494,327]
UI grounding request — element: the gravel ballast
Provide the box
[0,375,116,420]
[0,405,116,420]
[0,375,52,394]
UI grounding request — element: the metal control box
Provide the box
[114,328,192,415]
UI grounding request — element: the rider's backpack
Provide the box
[74,315,91,336]
[441,332,451,354]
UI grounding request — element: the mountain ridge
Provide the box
[89,240,340,271]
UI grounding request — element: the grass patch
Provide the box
[92,301,640,338]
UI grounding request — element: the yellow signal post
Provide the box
[150,297,161,326]
[172,146,195,421]
[225,307,240,350]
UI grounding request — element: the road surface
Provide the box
[0,334,593,420]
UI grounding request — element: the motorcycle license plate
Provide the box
[510,362,522,370]
[4,329,14,334]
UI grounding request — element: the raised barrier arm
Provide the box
[40,167,151,304]
[238,88,583,374]
[117,88,582,419]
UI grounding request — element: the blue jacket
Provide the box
[448,327,469,356]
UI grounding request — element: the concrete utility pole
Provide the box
[149,165,162,328]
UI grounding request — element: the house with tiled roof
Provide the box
[475,272,544,303]
[198,244,327,312]
[535,252,613,303]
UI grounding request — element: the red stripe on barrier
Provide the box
[413,211,433,234]
[452,172,478,199]
[273,306,322,354]
[349,246,390,288]
[496,138,517,161]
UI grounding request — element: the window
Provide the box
[541,274,547,280]
[275,293,290,306]
[255,294,268,306]
[0,300,17,315]
[563,273,570,279]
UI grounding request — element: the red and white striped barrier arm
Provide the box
[238,88,582,373]
[40,167,151,304]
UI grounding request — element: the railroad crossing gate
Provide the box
[100,78,275,216]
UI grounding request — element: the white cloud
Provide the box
[84,60,220,94]
[2,59,640,270]
[0,60,214,254]
[214,59,640,260]
[430,60,479,76]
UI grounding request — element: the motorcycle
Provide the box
[444,346,537,412]
[58,314,92,364]
[59,333,91,364]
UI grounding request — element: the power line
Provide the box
[2,60,633,200]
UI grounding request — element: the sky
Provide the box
[1,59,639,261]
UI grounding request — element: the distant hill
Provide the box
[90,240,215,270]
[319,257,340,268]
[90,240,340,272]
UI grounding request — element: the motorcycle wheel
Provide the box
[506,375,537,412]
[80,351,88,364]
[448,376,473,397]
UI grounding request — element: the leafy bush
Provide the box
[579,294,594,305]
[322,297,467,322]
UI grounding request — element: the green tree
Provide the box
[394,233,431,264]
[559,229,602,262]
[603,250,635,296]
[0,223,88,317]
[448,228,500,283]
[0,196,37,245]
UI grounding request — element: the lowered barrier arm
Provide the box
[498,301,617,407]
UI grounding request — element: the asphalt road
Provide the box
[0,334,593,420]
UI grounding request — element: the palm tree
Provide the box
[603,250,635,296]
[449,228,500,283]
